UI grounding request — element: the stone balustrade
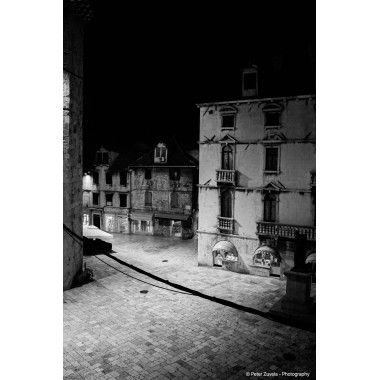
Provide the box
[216,170,236,185]
[257,221,316,241]
[217,216,234,232]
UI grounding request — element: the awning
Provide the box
[254,245,280,258]
[305,252,316,263]
[83,225,113,239]
[155,213,190,221]
[212,240,238,255]
[129,212,154,221]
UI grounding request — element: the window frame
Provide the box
[119,171,127,187]
[145,191,152,206]
[119,193,127,208]
[221,144,234,170]
[264,146,280,173]
[243,72,257,91]
[220,106,237,131]
[105,193,113,206]
[262,103,283,129]
[170,192,179,208]
[145,168,152,180]
[92,192,99,206]
[220,189,233,219]
[106,172,113,185]
[96,151,109,165]
[263,192,278,223]
[154,143,168,163]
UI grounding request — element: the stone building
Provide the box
[197,65,316,277]
[83,147,131,234]
[128,138,198,239]
[63,0,93,290]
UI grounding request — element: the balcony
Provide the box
[217,216,234,232]
[216,170,236,185]
[257,221,316,241]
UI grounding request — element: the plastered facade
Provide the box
[197,95,316,276]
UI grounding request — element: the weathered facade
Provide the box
[197,66,316,277]
[83,147,130,234]
[63,0,92,290]
[129,139,198,239]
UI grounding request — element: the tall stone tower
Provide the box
[63,0,92,290]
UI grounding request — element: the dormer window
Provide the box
[243,72,257,91]
[263,103,283,128]
[220,106,237,131]
[96,150,109,165]
[154,143,167,163]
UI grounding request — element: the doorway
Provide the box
[93,214,100,228]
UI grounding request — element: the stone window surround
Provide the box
[220,106,237,131]
[263,144,281,174]
[261,191,279,223]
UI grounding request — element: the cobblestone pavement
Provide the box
[64,234,316,379]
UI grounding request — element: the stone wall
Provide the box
[131,168,195,212]
[63,3,84,290]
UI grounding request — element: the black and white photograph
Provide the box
[3,1,380,379]
[64,0,316,378]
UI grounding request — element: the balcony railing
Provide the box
[216,169,236,185]
[217,216,234,232]
[257,221,316,241]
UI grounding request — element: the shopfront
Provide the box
[104,206,129,233]
[130,211,154,235]
[252,245,281,277]
[154,213,193,239]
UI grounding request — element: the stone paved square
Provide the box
[64,234,315,379]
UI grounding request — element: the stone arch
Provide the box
[212,240,238,267]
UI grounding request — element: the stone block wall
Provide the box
[63,3,84,290]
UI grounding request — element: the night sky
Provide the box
[83,1,315,160]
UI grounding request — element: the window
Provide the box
[222,114,235,130]
[96,151,109,165]
[106,193,113,206]
[93,172,99,185]
[145,169,152,180]
[93,193,99,206]
[265,112,280,127]
[106,172,113,185]
[145,191,152,206]
[265,147,279,172]
[154,143,168,163]
[220,106,237,130]
[222,145,233,170]
[120,172,127,186]
[169,169,180,181]
[170,192,179,208]
[264,193,277,222]
[263,103,282,127]
[243,72,257,90]
[120,193,127,207]
[221,190,232,218]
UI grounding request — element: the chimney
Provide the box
[241,64,258,98]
